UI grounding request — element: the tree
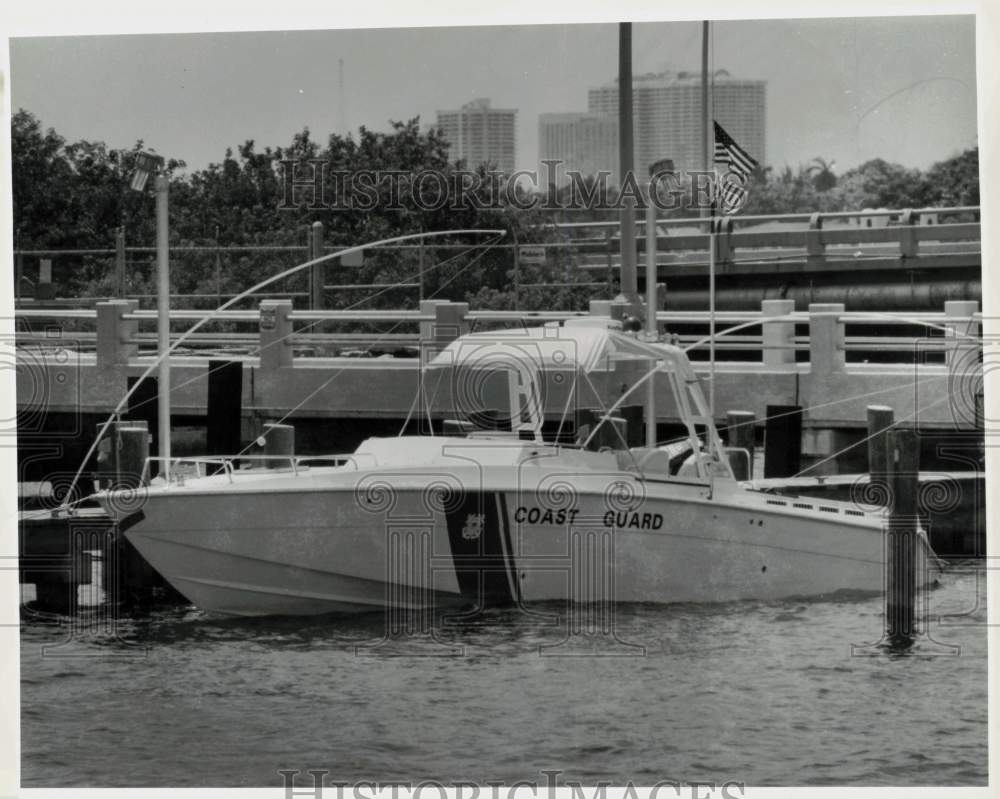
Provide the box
[808,157,837,193]
[924,148,978,207]
[833,158,930,210]
[11,108,981,312]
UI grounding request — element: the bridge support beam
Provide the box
[419,300,470,356]
[944,299,981,429]
[96,300,138,369]
[761,299,796,367]
[808,302,846,375]
[259,299,293,371]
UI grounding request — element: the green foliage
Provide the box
[742,149,977,216]
[11,107,979,313]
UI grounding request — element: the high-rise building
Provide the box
[435,98,517,174]
[587,70,766,177]
[538,112,618,186]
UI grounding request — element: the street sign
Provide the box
[519,245,547,265]
[260,306,276,332]
[340,249,365,267]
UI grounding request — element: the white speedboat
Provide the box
[98,320,940,616]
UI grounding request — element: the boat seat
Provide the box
[626,441,696,477]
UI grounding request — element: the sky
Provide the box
[8,15,979,177]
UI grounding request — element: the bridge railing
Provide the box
[14,207,981,308]
[13,298,981,380]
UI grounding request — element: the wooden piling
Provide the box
[726,410,756,480]
[207,360,243,456]
[95,420,149,487]
[263,422,295,468]
[866,405,894,493]
[126,376,160,472]
[886,427,919,646]
[115,423,150,487]
[763,404,802,478]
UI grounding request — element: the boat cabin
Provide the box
[427,319,735,484]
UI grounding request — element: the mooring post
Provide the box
[885,427,919,646]
[95,420,150,488]
[867,405,894,499]
[207,360,243,457]
[115,421,150,487]
[726,410,756,480]
[263,422,295,469]
[763,404,802,478]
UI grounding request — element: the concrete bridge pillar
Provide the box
[420,300,469,356]
[808,302,846,375]
[96,300,138,369]
[761,299,796,367]
[899,209,920,258]
[589,299,612,317]
[806,213,825,259]
[944,300,981,428]
[259,299,293,371]
[944,300,980,367]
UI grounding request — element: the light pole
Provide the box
[644,179,658,448]
[130,151,171,480]
[155,174,171,480]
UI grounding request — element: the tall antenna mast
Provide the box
[701,21,711,211]
[338,58,346,135]
[703,20,716,421]
[618,22,638,308]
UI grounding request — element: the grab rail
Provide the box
[142,453,359,485]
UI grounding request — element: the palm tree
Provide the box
[808,157,837,192]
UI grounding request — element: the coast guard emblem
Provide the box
[461,513,485,540]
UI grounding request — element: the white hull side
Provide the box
[110,470,937,616]
[118,485,465,616]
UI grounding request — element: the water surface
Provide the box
[20,562,988,787]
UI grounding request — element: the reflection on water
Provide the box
[20,561,987,787]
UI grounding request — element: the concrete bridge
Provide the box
[571,206,981,310]
[14,207,982,312]
[14,296,983,479]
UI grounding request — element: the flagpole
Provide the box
[645,181,658,449]
[701,20,710,223]
[703,19,716,428]
[708,218,716,423]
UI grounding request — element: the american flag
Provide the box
[713,121,759,215]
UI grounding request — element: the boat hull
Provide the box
[107,465,939,616]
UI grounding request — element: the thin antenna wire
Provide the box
[62,229,504,508]
[338,58,346,135]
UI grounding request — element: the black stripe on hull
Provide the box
[444,492,516,607]
[496,493,522,604]
[117,510,146,534]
